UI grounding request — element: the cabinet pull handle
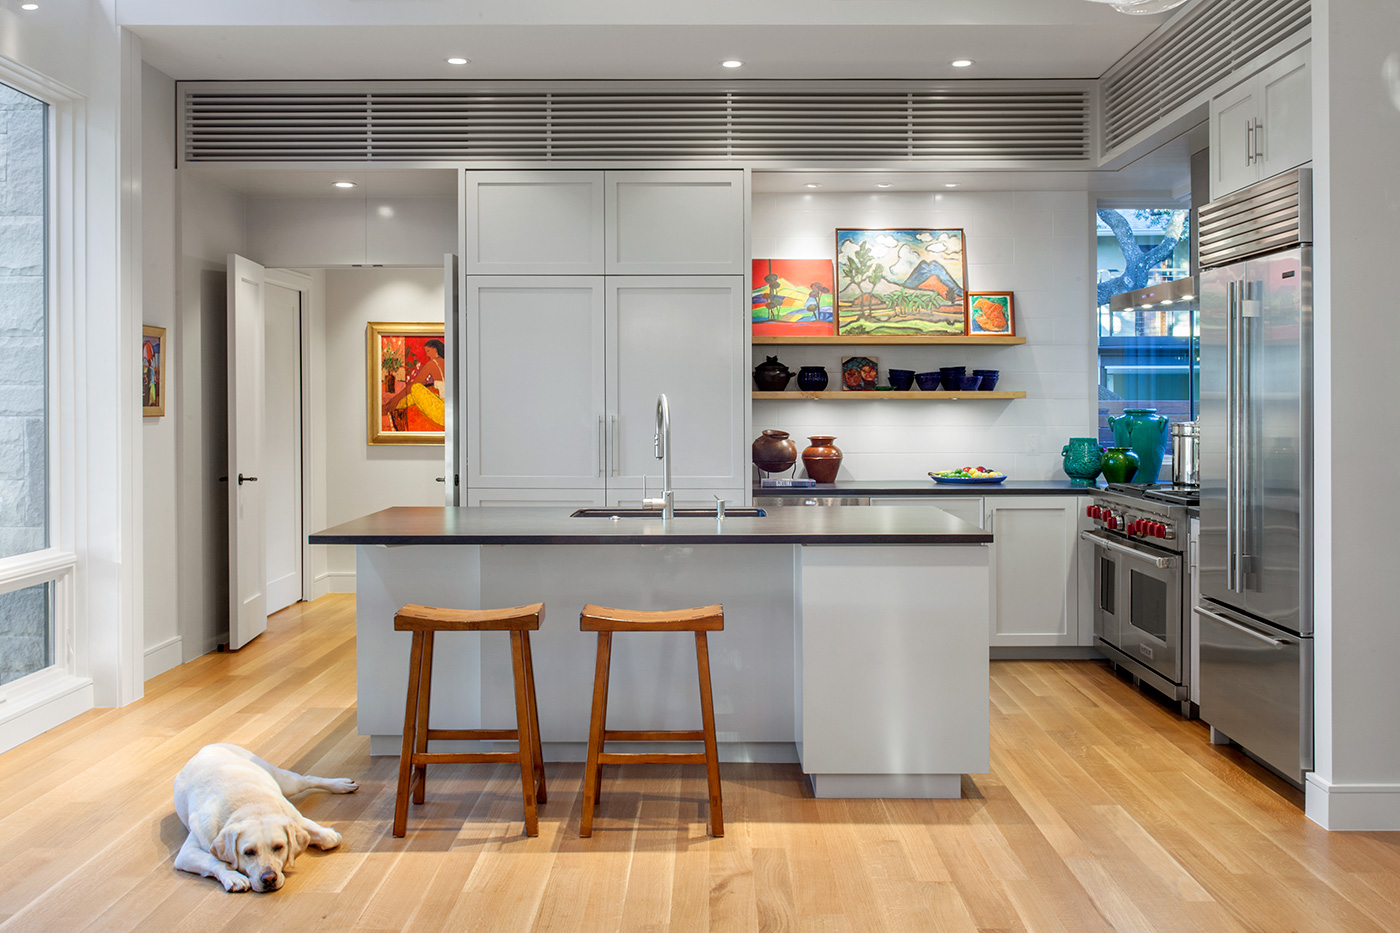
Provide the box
[1253,118,1264,162]
[610,414,620,477]
[1245,120,1254,165]
[598,416,606,476]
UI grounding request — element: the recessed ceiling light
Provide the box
[333,181,357,189]
[21,2,39,9]
[722,60,744,68]
[446,57,470,65]
[950,59,974,68]
[804,183,821,188]
[876,183,894,188]
[944,183,959,188]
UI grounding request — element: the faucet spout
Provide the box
[654,393,673,520]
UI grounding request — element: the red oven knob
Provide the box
[1156,523,1169,538]
[1129,520,1141,535]
[1086,505,1094,517]
[1106,515,1117,530]
[1091,506,1103,519]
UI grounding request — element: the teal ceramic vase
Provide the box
[1101,447,1140,484]
[1061,437,1104,486]
[1108,407,1170,484]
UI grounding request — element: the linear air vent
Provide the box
[180,82,1092,164]
[1101,0,1310,154]
[1197,167,1311,268]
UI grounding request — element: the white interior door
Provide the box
[444,254,460,505]
[227,254,268,650]
[263,279,302,615]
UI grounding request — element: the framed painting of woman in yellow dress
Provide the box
[366,321,446,445]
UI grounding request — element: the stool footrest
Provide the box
[598,752,707,765]
[412,751,521,766]
[426,728,519,741]
[604,729,705,742]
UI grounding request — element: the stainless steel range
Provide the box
[1081,483,1198,716]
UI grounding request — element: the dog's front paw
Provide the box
[312,827,343,850]
[218,869,252,893]
[327,778,358,794]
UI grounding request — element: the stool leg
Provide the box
[695,631,724,837]
[509,631,540,837]
[412,630,435,805]
[580,631,612,837]
[521,630,547,804]
[393,630,426,837]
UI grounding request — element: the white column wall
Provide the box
[751,189,1097,481]
[1305,0,1400,830]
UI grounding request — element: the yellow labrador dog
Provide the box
[173,743,359,892]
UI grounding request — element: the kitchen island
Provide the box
[311,505,992,798]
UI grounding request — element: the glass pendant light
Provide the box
[1083,0,1189,12]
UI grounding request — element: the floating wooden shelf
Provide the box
[752,390,1027,401]
[752,335,1025,346]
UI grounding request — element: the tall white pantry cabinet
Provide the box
[461,170,748,508]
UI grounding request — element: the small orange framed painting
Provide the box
[967,292,1015,337]
[367,321,446,445]
[142,325,166,417]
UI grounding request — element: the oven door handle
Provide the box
[1192,605,1286,647]
[1079,530,1178,569]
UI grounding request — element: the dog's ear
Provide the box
[285,823,311,868]
[210,825,239,866]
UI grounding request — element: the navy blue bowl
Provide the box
[915,371,941,391]
[940,371,965,391]
[977,372,1000,390]
[957,373,982,391]
[887,369,915,391]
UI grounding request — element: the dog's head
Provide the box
[210,815,311,892]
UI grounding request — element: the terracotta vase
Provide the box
[752,429,798,473]
[802,435,843,483]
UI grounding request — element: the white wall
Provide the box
[1305,0,1400,830]
[321,268,446,588]
[246,197,455,267]
[751,189,1096,480]
[140,62,180,678]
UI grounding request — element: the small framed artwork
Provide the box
[841,355,879,391]
[835,228,967,337]
[142,325,166,417]
[967,292,1016,336]
[367,321,447,446]
[752,258,835,337]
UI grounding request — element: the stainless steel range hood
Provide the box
[1108,275,1198,313]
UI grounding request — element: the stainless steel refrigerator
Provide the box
[1195,168,1313,785]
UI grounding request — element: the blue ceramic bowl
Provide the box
[941,370,966,391]
[915,371,942,391]
[973,369,1000,391]
[887,369,915,391]
[957,373,982,391]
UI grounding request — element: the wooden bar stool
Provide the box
[579,603,724,838]
[393,602,547,837]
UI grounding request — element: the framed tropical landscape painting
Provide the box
[967,291,1016,336]
[835,229,967,337]
[751,258,835,336]
[366,321,447,445]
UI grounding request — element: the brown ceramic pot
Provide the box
[752,429,798,473]
[801,435,843,483]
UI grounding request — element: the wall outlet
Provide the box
[1026,435,1042,454]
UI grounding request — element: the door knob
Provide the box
[237,473,259,485]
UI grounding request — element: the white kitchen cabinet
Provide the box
[1209,46,1311,199]
[986,497,1081,647]
[869,496,984,528]
[463,171,605,275]
[605,170,746,275]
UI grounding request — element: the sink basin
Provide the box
[570,507,767,519]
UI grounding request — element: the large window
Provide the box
[1095,207,1196,447]
[0,79,52,685]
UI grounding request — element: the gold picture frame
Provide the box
[142,325,167,417]
[366,321,447,446]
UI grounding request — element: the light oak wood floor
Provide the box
[1,594,1397,932]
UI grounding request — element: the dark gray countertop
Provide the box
[309,505,993,546]
[752,479,1100,497]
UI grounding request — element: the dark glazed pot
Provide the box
[752,429,798,473]
[1100,447,1141,484]
[796,366,829,392]
[802,435,843,483]
[753,355,794,391]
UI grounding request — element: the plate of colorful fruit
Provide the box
[928,467,1007,484]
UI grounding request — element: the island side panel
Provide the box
[357,545,483,753]
[477,544,798,761]
[799,544,991,797]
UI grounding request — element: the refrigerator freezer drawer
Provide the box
[1196,603,1312,784]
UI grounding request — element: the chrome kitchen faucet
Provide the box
[642,393,674,520]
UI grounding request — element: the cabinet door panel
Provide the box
[607,277,745,492]
[869,496,984,528]
[466,277,605,488]
[1260,47,1311,179]
[464,171,605,275]
[988,498,1078,647]
[1211,81,1258,199]
[605,170,745,275]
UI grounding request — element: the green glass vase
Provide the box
[1100,447,1140,484]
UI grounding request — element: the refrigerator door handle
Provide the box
[1225,279,1239,592]
[1194,605,1287,647]
[1235,279,1253,590]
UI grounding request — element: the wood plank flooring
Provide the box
[0,594,1396,932]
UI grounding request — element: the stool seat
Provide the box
[393,602,546,838]
[579,603,724,838]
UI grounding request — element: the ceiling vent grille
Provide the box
[180,82,1092,164]
[1101,0,1309,154]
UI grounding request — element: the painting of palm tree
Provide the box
[835,229,967,336]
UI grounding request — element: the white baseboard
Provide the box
[0,675,95,754]
[143,636,183,681]
[1306,774,1400,830]
[305,574,331,601]
[319,570,355,594]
